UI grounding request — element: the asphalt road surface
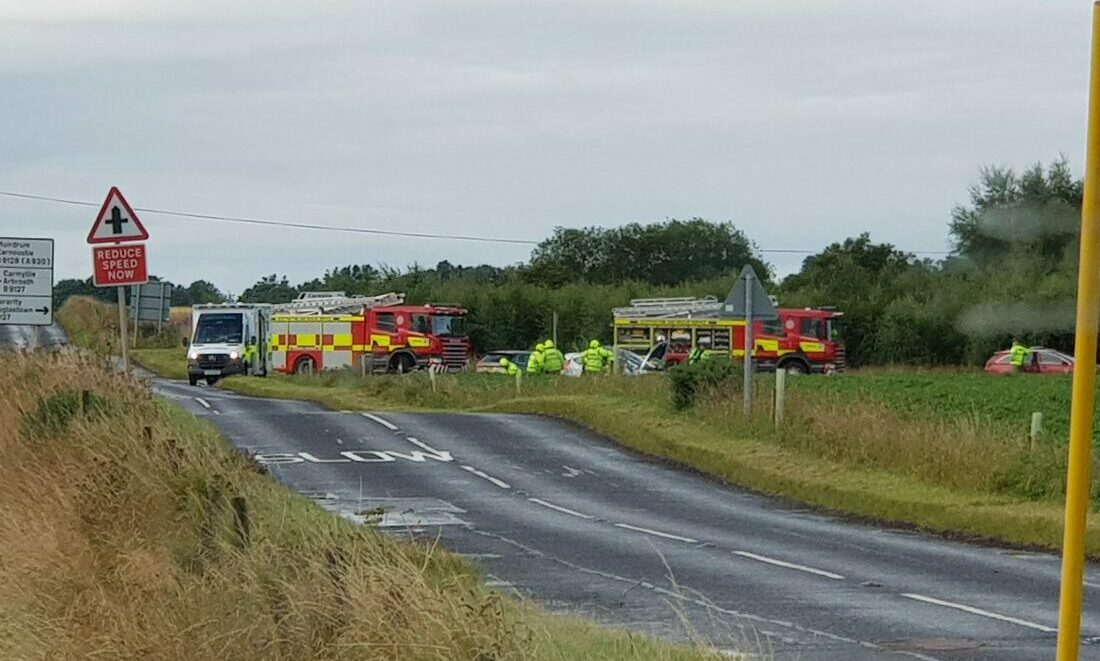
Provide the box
[0,323,68,351]
[148,377,1100,660]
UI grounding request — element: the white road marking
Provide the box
[458,553,502,560]
[212,410,221,416]
[528,497,595,520]
[405,436,444,454]
[361,413,399,431]
[614,523,697,544]
[468,529,941,661]
[733,551,844,580]
[194,397,211,409]
[901,593,1056,633]
[460,465,511,489]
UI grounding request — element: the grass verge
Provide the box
[0,352,729,660]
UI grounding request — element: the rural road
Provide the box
[144,377,1100,661]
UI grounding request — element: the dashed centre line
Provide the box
[194,397,211,409]
[460,465,511,489]
[733,551,844,580]
[361,412,399,431]
[528,498,595,520]
[614,523,697,544]
[901,593,1056,633]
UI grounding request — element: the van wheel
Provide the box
[295,356,316,375]
[188,375,199,386]
[205,377,218,386]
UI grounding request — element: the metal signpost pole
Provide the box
[132,284,141,349]
[117,285,129,372]
[742,270,753,416]
[1057,5,1100,659]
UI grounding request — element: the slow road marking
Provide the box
[733,551,844,580]
[361,413,399,431]
[901,593,1056,633]
[404,436,444,455]
[614,523,697,544]
[255,449,453,465]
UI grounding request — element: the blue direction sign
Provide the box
[0,237,54,326]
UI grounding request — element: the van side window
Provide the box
[376,313,397,332]
[412,314,429,333]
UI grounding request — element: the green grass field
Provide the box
[788,371,1081,444]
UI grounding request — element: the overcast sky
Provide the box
[0,0,1091,294]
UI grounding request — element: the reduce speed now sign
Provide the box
[88,187,149,287]
[92,244,148,287]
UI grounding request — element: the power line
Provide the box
[0,189,952,255]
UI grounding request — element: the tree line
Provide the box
[53,159,1086,364]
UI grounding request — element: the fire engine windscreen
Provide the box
[432,315,467,337]
[194,314,244,344]
[827,318,843,342]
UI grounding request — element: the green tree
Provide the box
[239,274,298,303]
[525,219,770,287]
[950,158,1081,268]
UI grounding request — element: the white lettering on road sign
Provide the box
[254,449,453,466]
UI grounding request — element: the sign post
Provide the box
[722,265,778,417]
[88,187,150,373]
[0,238,54,326]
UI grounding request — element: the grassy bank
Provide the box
[219,369,1100,554]
[0,352,727,660]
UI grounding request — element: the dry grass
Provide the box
[0,352,728,661]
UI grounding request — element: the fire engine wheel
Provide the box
[390,353,416,374]
[295,356,316,375]
[779,358,810,375]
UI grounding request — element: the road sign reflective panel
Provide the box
[87,187,149,244]
[0,237,53,326]
[92,244,148,287]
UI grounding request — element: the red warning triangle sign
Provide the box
[87,187,149,244]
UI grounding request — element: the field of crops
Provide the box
[788,371,1083,444]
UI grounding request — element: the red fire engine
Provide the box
[612,297,845,374]
[269,293,471,374]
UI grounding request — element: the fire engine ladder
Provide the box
[612,296,723,319]
[274,292,406,315]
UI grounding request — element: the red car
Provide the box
[984,346,1075,374]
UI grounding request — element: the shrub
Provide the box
[667,359,741,411]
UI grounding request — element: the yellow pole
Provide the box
[1056,4,1100,658]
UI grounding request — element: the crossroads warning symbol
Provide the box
[87,187,149,244]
